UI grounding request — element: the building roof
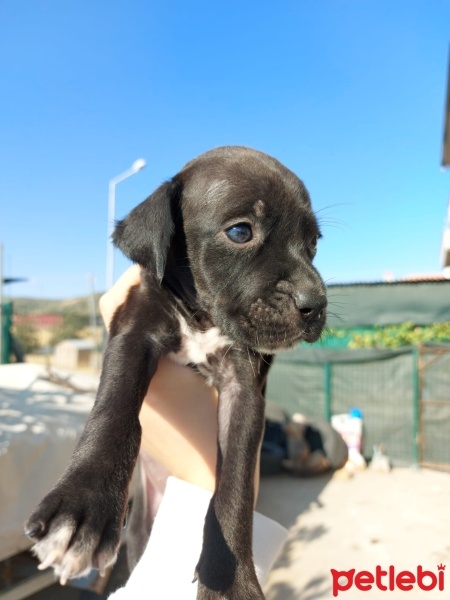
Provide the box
[14,313,63,327]
[328,276,448,287]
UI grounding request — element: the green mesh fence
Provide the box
[266,344,450,469]
[419,347,450,469]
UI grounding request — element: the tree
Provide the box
[12,321,40,354]
[49,312,89,346]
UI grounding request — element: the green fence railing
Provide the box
[1,302,12,364]
[266,344,450,469]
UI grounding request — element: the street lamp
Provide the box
[0,243,3,364]
[106,159,146,291]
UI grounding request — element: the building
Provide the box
[53,338,97,370]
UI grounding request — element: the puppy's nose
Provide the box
[294,291,327,321]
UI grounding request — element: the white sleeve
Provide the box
[108,476,287,599]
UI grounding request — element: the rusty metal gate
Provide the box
[419,345,450,471]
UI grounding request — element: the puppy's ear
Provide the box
[113,178,180,282]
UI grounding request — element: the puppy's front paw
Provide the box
[25,478,127,584]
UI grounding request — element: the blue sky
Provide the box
[1,0,449,299]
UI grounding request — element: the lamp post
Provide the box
[0,243,3,364]
[106,159,146,291]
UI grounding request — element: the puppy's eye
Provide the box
[309,234,320,258]
[225,223,253,244]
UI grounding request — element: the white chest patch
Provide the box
[169,314,232,366]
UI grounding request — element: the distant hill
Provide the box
[10,294,103,316]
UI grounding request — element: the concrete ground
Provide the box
[21,466,450,599]
[257,467,450,600]
[4,365,448,598]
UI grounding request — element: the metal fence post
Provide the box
[412,346,421,468]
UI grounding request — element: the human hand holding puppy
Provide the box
[99,264,224,495]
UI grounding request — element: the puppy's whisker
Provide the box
[221,343,234,364]
[326,311,345,324]
[246,348,256,378]
[315,202,351,230]
[328,310,342,319]
[255,330,261,348]
[327,303,346,311]
[316,202,351,212]
[326,289,350,296]
[260,354,271,366]
[316,217,348,231]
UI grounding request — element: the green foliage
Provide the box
[49,312,89,346]
[347,322,450,349]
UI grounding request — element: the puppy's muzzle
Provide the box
[294,291,327,323]
[295,290,327,343]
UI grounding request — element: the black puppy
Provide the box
[26,146,327,599]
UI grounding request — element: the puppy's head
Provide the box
[114,146,326,352]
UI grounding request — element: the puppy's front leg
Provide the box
[25,281,178,583]
[196,352,266,600]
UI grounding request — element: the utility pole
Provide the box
[0,243,3,364]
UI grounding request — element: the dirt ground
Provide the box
[257,467,450,600]
[6,365,448,599]
[23,466,450,600]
